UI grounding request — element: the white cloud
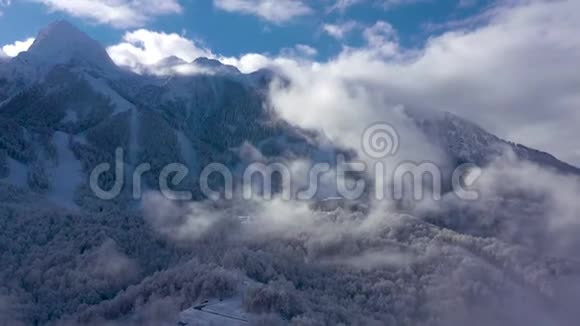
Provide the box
[106,29,212,74]
[213,0,312,23]
[375,0,580,164]
[220,53,273,73]
[280,44,318,58]
[295,44,317,57]
[30,0,182,28]
[362,21,397,46]
[106,28,308,75]
[265,0,580,165]
[322,21,359,40]
[1,37,34,57]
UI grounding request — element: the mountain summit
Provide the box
[22,20,116,70]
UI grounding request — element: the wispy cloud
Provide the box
[362,20,397,46]
[322,21,359,40]
[458,0,478,9]
[0,0,11,16]
[281,44,318,58]
[30,0,182,28]
[327,0,362,13]
[328,0,432,12]
[380,0,431,10]
[213,0,312,23]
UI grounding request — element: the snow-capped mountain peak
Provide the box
[21,20,116,70]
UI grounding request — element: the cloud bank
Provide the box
[271,0,580,165]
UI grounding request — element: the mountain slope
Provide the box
[1,20,579,208]
[0,22,326,209]
[407,109,580,175]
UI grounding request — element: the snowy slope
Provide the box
[407,108,580,175]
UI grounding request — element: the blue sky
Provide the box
[0,0,491,59]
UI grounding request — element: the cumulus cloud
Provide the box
[105,28,310,75]
[30,0,182,28]
[271,0,580,165]
[220,52,275,73]
[213,0,312,23]
[106,29,213,74]
[106,28,277,75]
[1,37,34,57]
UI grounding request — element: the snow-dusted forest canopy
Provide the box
[2,164,580,326]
